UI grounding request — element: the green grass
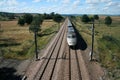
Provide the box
[0,16,9,21]
[98,35,120,69]
[72,16,120,79]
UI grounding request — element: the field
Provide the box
[72,16,120,80]
[0,20,58,59]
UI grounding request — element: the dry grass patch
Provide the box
[42,19,57,30]
[0,19,58,59]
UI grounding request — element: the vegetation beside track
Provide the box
[0,20,59,60]
[72,16,120,80]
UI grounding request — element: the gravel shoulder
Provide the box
[81,48,104,80]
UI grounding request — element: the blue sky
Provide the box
[0,0,120,14]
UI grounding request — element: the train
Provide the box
[67,19,72,27]
[67,19,77,46]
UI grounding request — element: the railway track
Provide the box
[24,18,90,80]
[33,19,67,80]
[58,45,83,80]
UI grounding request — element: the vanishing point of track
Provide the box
[24,18,90,80]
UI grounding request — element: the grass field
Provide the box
[72,16,120,80]
[0,20,58,59]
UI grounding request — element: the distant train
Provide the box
[67,19,77,46]
[67,19,75,32]
[67,19,72,27]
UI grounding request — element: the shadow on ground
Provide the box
[0,43,21,47]
[0,38,21,47]
[72,23,88,50]
[0,67,22,80]
[38,31,57,37]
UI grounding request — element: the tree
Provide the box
[24,13,33,24]
[18,17,25,26]
[70,16,75,19]
[43,13,47,19]
[105,16,112,26]
[29,15,43,60]
[93,15,99,20]
[8,13,15,19]
[43,13,52,19]
[81,14,90,23]
[50,12,55,18]
[90,17,94,22]
[105,16,112,36]
[53,14,63,24]
[53,14,63,31]
[38,14,44,20]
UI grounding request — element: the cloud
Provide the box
[86,0,100,4]
[118,4,120,7]
[86,0,112,4]
[73,0,80,7]
[0,0,4,6]
[0,0,18,6]
[100,0,111,3]
[103,7,109,10]
[0,0,119,14]
[33,0,41,3]
[62,0,70,4]
[46,0,58,2]
[106,1,120,7]
[86,4,98,11]
[0,6,19,13]
[0,1,28,13]
[6,0,18,6]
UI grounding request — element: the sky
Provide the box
[0,0,120,15]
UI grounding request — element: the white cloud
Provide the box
[0,1,28,13]
[86,0,112,4]
[62,0,70,4]
[33,0,41,3]
[7,0,18,6]
[0,0,18,6]
[100,0,111,3]
[1,6,18,12]
[21,2,27,6]
[106,1,119,7]
[0,0,4,6]
[73,0,80,7]
[46,0,58,2]
[103,7,109,10]
[86,5,98,10]
[118,4,120,7]
[0,0,119,14]
[86,0,100,4]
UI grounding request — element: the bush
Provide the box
[93,15,99,20]
[81,14,90,23]
[18,17,25,26]
[105,16,112,26]
[24,14,33,24]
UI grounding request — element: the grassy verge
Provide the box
[26,24,58,59]
[0,20,59,60]
[72,16,120,79]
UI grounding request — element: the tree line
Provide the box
[18,12,64,26]
[81,14,112,26]
[0,12,15,20]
